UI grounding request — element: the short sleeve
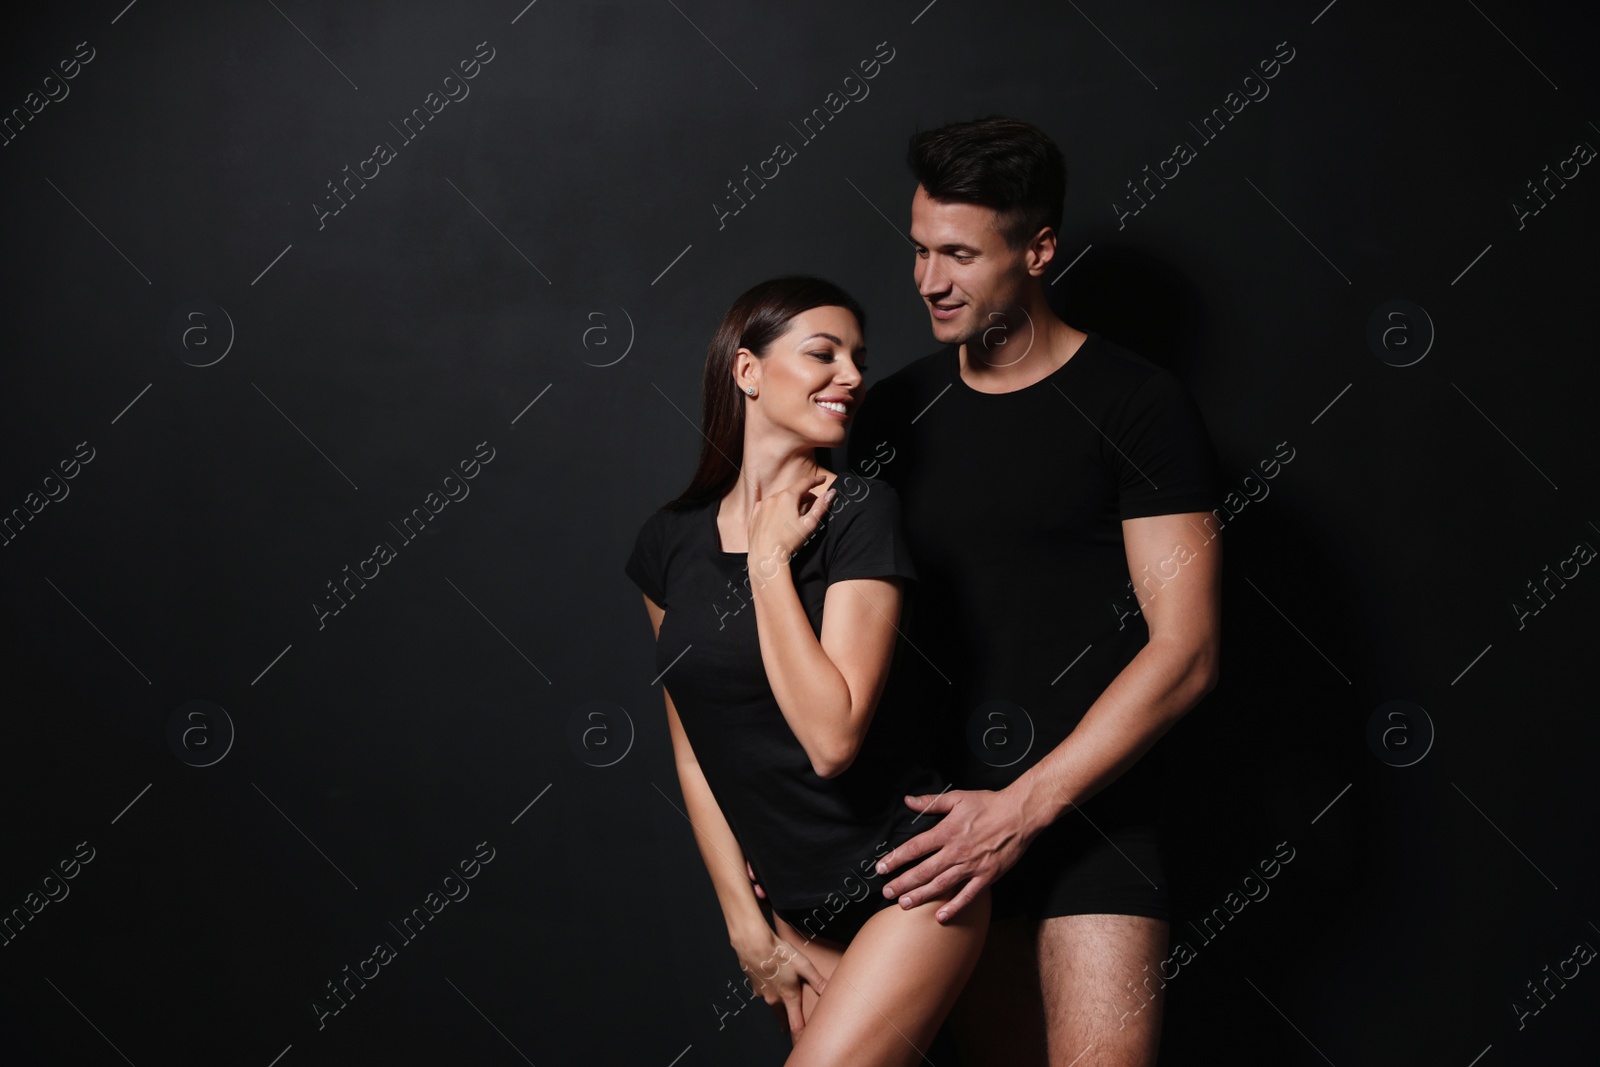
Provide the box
[1112,369,1223,520]
[819,476,918,586]
[624,509,670,607]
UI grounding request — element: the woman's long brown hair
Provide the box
[665,275,867,511]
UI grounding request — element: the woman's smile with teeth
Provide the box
[817,399,848,415]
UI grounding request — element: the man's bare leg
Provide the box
[1036,913,1169,1067]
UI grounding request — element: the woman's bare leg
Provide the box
[780,886,991,1067]
[767,917,848,1046]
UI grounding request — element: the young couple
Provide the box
[625,116,1224,1067]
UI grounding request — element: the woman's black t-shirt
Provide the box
[624,476,947,916]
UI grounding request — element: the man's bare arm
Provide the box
[873,512,1222,920]
[1008,510,1221,832]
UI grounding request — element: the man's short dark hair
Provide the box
[906,115,1067,251]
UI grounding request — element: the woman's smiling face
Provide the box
[735,305,867,447]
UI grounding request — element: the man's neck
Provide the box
[959,306,1086,393]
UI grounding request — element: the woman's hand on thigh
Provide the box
[732,929,829,1041]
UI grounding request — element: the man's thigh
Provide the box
[1036,913,1169,1067]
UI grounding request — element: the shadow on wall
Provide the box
[1058,245,1375,1063]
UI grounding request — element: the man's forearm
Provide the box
[1010,635,1217,835]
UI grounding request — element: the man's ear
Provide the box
[1025,226,1058,277]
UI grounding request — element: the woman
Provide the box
[624,276,990,1065]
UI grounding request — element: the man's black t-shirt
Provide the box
[844,330,1222,808]
[624,477,946,916]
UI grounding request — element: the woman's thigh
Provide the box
[782,886,991,1067]
[770,913,849,1035]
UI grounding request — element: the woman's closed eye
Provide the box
[809,351,868,373]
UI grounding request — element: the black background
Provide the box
[2,1,1597,1064]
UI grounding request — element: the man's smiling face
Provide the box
[909,183,1033,348]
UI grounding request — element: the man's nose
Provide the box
[916,259,947,298]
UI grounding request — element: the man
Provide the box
[842,115,1224,1066]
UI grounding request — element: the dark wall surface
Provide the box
[2,1,1597,1063]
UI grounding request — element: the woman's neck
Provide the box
[721,444,832,525]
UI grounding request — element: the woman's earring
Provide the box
[744,386,756,396]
